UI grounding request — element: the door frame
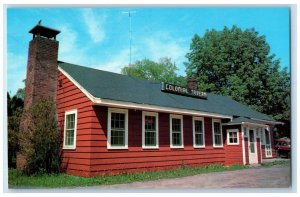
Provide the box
[248,128,258,164]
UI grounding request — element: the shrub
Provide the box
[19,98,60,175]
[8,108,22,168]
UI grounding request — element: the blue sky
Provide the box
[7,7,290,95]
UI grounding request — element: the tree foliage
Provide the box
[121,57,186,86]
[19,98,60,175]
[185,26,290,135]
[7,90,24,168]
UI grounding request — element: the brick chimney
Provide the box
[187,76,198,90]
[17,22,60,170]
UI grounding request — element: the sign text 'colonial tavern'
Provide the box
[161,82,208,99]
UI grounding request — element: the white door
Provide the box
[248,129,258,164]
[265,129,272,158]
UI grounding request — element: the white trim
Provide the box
[227,129,239,145]
[248,128,258,164]
[107,108,128,149]
[241,126,246,165]
[170,114,184,148]
[142,111,159,149]
[212,119,223,148]
[192,116,205,148]
[58,66,96,102]
[222,122,268,127]
[265,127,273,158]
[63,109,78,150]
[98,98,232,120]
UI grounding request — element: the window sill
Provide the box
[107,146,128,150]
[170,146,184,149]
[193,146,205,149]
[142,146,159,149]
[63,146,76,150]
[213,146,224,148]
[227,143,240,146]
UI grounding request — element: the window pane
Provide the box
[145,131,156,146]
[172,132,181,146]
[111,112,125,130]
[66,114,75,129]
[214,122,220,134]
[215,134,221,145]
[66,129,74,145]
[111,129,125,146]
[265,130,270,144]
[145,116,156,131]
[172,118,181,132]
[214,122,222,145]
[195,120,203,134]
[195,133,203,146]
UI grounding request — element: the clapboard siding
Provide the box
[57,71,94,175]
[257,138,262,163]
[223,125,243,165]
[87,105,227,176]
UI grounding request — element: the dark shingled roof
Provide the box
[59,62,274,122]
[229,117,267,125]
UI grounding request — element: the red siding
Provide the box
[244,137,249,164]
[261,145,266,160]
[88,107,226,177]
[57,71,94,177]
[257,138,262,164]
[223,125,243,166]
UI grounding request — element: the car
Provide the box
[275,137,291,158]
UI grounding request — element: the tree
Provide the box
[8,108,22,168]
[121,57,186,86]
[7,90,24,168]
[185,26,290,136]
[19,98,60,174]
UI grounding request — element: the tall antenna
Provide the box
[122,10,136,66]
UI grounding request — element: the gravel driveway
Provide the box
[81,166,290,189]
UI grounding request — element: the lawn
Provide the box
[8,160,290,188]
[9,164,247,188]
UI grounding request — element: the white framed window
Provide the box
[142,111,159,149]
[63,109,78,149]
[243,127,248,138]
[107,108,128,149]
[170,114,184,148]
[193,117,205,148]
[212,119,223,147]
[227,129,239,145]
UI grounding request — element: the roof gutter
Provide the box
[222,122,268,127]
[95,98,233,120]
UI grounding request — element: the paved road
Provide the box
[82,166,290,189]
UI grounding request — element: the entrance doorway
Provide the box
[248,129,258,164]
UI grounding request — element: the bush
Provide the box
[19,98,60,175]
[8,108,22,168]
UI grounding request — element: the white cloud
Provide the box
[82,9,106,43]
[93,49,130,73]
[142,32,188,75]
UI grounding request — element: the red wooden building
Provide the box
[20,23,282,177]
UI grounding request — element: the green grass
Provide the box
[261,159,290,167]
[9,164,247,188]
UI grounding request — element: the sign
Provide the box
[161,82,207,99]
